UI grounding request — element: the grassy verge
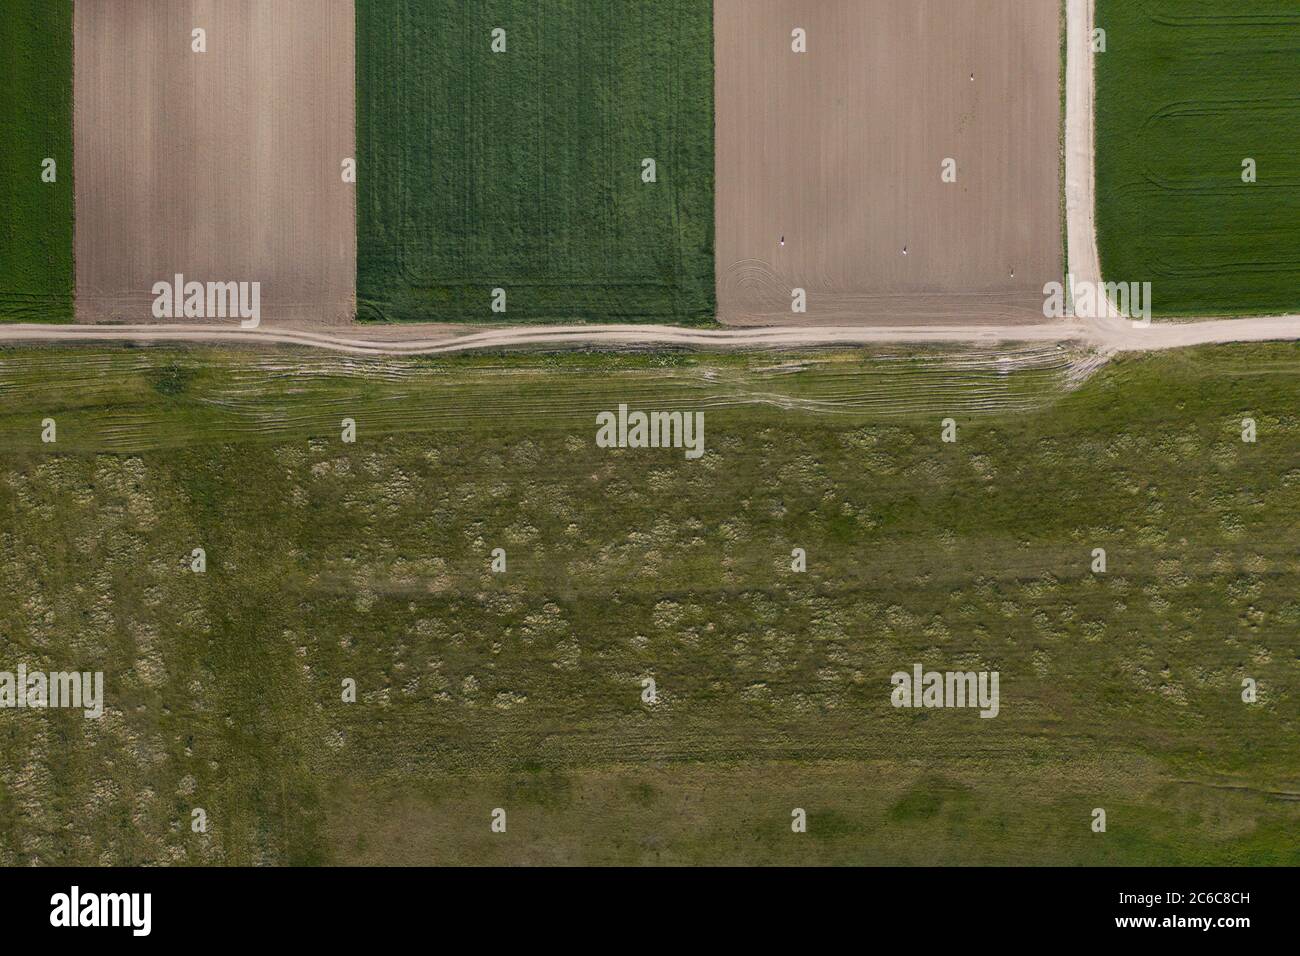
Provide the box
[0,343,1296,864]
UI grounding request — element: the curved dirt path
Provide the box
[1,312,1294,358]
[1,0,1295,359]
[0,319,1095,356]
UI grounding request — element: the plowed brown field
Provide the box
[716,0,1062,326]
[73,0,355,325]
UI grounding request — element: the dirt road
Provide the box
[0,313,1296,358]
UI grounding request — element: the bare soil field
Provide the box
[73,0,355,325]
[716,0,1063,326]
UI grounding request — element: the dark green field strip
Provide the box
[1140,0,1300,27]
[0,343,1297,863]
[0,1,74,323]
[356,0,715,324]
[1096,0,1300,316]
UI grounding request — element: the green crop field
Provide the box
[0,1,74,323]
[355,0,715,325]
[0,343,1296,865]
[1095,0,1300,317]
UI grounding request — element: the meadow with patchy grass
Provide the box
[0,344,1297,864]
[0,1,74,323]
[1095,0,1300,316]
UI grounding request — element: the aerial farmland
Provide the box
[0,0,1294,911]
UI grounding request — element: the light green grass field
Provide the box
[0,2,74,323]
[355,0,715,325]
[0,343,1296,865]
[1095,0,1300,316]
